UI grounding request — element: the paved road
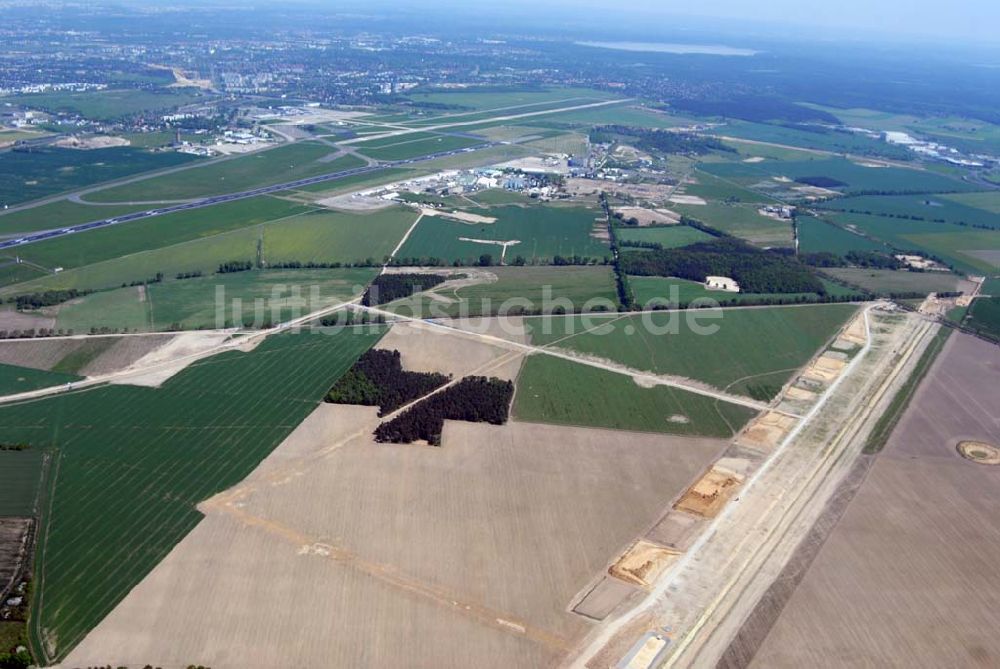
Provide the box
[0,142,501,252]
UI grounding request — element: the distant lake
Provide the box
[577,41,759,56]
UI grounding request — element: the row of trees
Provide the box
[0,328,74,339]
[374,376,514,446]
[319,311,386,327]
[326,349,449,416]
[217,260,254,274]
[0,442,30,451]
[623,238,826,294]
[8,288,92,310]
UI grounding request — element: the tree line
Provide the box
[622,237,826,294]
[8,288,93,310]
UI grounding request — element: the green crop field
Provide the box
[149,268,375,329]
[0,449,47,516]
[398,203,610,263]
[827,212,1000,274]
[513,354,756,437]
[943,191,1000,215]
[17,88,209,121]
[386,265,618,318]
[0,147,200,207]
[58,267,375,331]
[0,200,149,236]
[820,267,967,295]
[672,202,793,246]
[0,129,50,144]
[629,276,858,308]
[0,362,79,396]
[85,143,363,202]
[0,326,384,663]
[721,139,824,162]
[354,134,485,161]
[700,157,976,194]
[0,261,47,287]
[801,104,1000,156]
[797,215,885,255]
[526,303,856,399]
[706,121,914,159]
[817,193,1000,229]
[963,296,1000,341]
[9,197,309,278]
[684,170,780,204]
[54,287,152,333]
[2,205,415,295]
[465,188,531,206]
[617,225,714,248]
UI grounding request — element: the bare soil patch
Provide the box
[422,207,497,224]
[646,511,704,552]
[110,333,228,387]
[957,440,1000,465]
[673,467,744,518]
[613,206,680,226]
[376,320,524,381]
[0,518,31,602]
[736,411,797,452]
[0,309,55,333]
[668,194,707,206]
[801,354,847,383]
[53,135,130,149]
[609,540,680,588]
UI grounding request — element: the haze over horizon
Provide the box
[319,0,1000,47]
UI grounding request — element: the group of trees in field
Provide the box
[326,349,449,416]
[374,376,514,446]
[589,125,732,156]
[8,288,93,310]
[362,273,448,306]
[622,237,826,294]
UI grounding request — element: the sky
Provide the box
[546,0,998,44]
[375,0,999,45]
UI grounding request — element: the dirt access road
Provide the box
[565,307,937,668]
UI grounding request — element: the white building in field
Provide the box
[705,275,740,292]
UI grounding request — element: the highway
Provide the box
[0,142,502,252]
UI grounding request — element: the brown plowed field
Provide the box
[746,333,1000,668]
[64,406,728,669]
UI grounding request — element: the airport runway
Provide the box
[0,142,501,252]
